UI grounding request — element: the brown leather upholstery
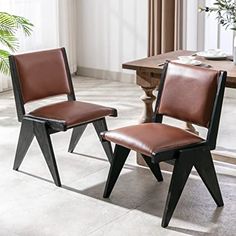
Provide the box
[101,62,226,228]
[14,49,71,103]
[158,63,218,127]
[10,47,117,187]
[101,123,203,156]
[29,101,116,128]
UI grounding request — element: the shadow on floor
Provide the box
[16,152,236,236]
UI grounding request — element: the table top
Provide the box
[122,50,236,88]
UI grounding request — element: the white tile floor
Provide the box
[0,76,235,236]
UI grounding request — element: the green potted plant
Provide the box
[200,0,236,30]
[199,0,236,63]
[0,12,33,76]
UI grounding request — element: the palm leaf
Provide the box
[12,14,33,36]
[0,13,16,34]
[0,12,33,36]
[0,30,18,52]
[0,12,33,76]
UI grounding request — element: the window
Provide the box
[183,0,233,54]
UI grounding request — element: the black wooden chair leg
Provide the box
[194,150,224,207]
[142,155,163,182]
[103,145,130,198]
[68,124,87,153]
[34,121,61,187]
[162,150,194,228]
[13,118,34,171]
[93,118,113,163]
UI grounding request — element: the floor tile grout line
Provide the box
[87,209,133,235]
[87,183,164,235]
[62,165,108,187]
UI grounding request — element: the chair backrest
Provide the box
[9,48,75,121]
[155,62,226,149]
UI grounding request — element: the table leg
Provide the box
[136,70,160,165]
[140,86,156,123]
[136,70,160,123]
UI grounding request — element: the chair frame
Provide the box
[9,48,116,187]
[103,62,226,227]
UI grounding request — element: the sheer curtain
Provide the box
[58,0,78,73]
[0,0,77,92]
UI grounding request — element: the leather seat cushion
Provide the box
[101,123,203,156]
[29,101,116,127]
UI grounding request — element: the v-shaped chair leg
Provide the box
[13,118,34,170]
[194,150,223,207]
[34,120,61,187]
[93,118,113,163]
[142,155,163,182]
[162,150,194,228]
[103,145,130,198]
[68,124,87,153]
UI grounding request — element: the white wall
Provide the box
[77,0,233,76]
[77,0,148,73]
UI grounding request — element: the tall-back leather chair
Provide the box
[101,62,226,227]
[9,48,117,187]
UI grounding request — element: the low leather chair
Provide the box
[9,48,117,187]
[101,62,226,227]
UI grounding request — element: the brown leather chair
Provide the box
[9,48,117,187]
[101,62,226,227]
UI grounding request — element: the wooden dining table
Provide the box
[122,50,236,165]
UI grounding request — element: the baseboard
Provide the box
[77,66,135,84]
[224,87,236,99]
[212,151,236,165]
[76,68,236,99]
